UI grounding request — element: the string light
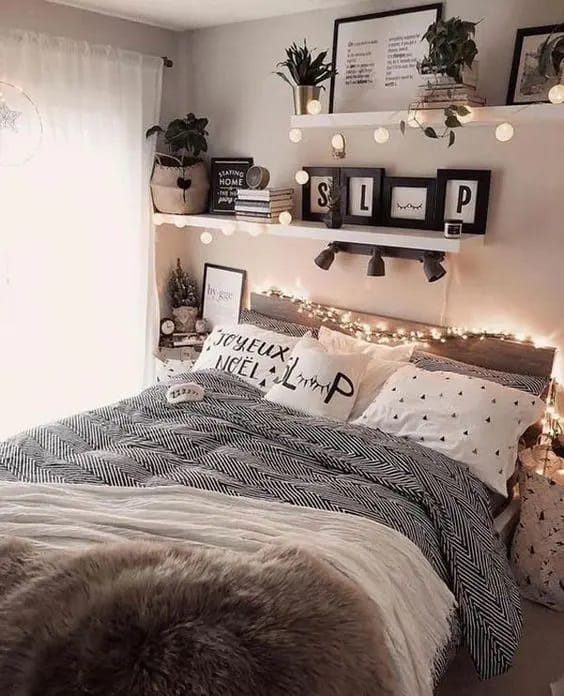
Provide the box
[278,211,292,225]
[307,99,322,115]
[548,83,564,104]
[295,170,310,185]
[200,231,213,244]
[222,222,236,236]
[495,122,514,142]
[248,227,262,237]
[373,127,390,144]
[289,128,303,143]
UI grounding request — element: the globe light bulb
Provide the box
[331,133,345,149]
[548,83,564,104]
[278,211,292,225]
[248,227,262,237]
[200,231,213,244]
[222,222,236,236]
[174,218,185,228]
[295,170,310,185]
[373,127,390,144]
[495,122,514,142]
[289,128,303,143]
[307,99,322,115]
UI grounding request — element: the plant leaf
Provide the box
[448,130,456,147]
[424,126,439,139]
[146,125,163,139]
[399,120,406,135]
[445,114,462,129]
[454,104,470,116]
[274,71,295,86]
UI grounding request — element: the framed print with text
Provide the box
[210,157,254,214]
[382,176,436,229]
[341,167,385,225]
[436,169,491,235]
[329,4,441,113]
[201,264,246,329]
[302,167,341,222]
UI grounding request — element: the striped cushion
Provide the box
[411,351,549,396]
[240,309,317,338]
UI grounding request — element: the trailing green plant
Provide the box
[400,103,471,147]
[146,113,209,165]
[419,17,479,83]
[168,258,198,308]
[275,40,337,88]
[538,24,564,78]
[326,181,343,213]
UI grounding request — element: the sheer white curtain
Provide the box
[0,30,162,438]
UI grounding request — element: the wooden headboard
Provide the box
[250,292,556,379]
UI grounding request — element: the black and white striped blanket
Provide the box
[0,370,520,680]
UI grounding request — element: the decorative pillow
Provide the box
[319,326,415,362]
[411,350,549,396]
[239,309,317,338]
[355,364,544,495]
[265,337,370,422]
[192,324,302,392]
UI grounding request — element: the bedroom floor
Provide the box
[439,600,564,696]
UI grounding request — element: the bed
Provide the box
[0,293,555,696]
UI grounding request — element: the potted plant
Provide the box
[323,182,343,230]
[168,258,199,332]
[275,40,337,115]
[146,113,210,215]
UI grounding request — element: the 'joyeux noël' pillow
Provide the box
[264,337,370,422]
[355,364,544,495]
[192,325,302,392]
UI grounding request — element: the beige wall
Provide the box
[163,0,564,386]
[1,0,184,121]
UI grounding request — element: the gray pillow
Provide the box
[240,309,317,338]
[411,351,549,396]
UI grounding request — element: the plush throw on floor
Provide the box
[0,538,397,696]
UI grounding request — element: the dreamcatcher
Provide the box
[0,80,43,166]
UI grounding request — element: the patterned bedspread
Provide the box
[0,370,521,680]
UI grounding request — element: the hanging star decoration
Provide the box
[0,100,22,132]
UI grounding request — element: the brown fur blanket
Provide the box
[0,537,397,696]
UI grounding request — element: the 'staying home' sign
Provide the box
[210,157,254,213]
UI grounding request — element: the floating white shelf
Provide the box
[153,213,484,253]
[290,102,563,130]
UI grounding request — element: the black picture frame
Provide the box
[341,167,385,226]
[435,169,491,235]
[329,3,442,114]
[506,25,564,105]
[201,263,246,329]
[210,158,254,214]
[302,167,341,222]
[382,176,436,230]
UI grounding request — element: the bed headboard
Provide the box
[250,292,556,379]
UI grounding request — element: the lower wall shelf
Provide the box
[153,212,485,253]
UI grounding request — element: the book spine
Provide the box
[236,189,293,200]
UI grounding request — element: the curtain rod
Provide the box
[162,56,174,68]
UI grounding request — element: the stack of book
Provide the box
[412,74,485,110]
[235,188,294,223]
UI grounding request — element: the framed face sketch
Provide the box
[201,264,246,329]
[302,167,341,222]
[506,25,564,105]
[436,169,491,235]
[382,177,436,229]
[341,167,385,226]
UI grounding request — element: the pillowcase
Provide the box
[265,336,370,422]
[239,309,317,338]
[411,350,549,396]
[349,358,405,421]
[319,326,415,362]
[192,324,302,392]
[355,364,544,495]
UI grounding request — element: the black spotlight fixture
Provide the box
[367,247,385,277]
[314,242,339,270]
[422,252,447,282]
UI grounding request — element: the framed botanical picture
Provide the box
[341,167,385,226]
[382,176,436,230]
[201,264,246,329]
[302,167,341,222]
[329,3,442,113]
[507,25,564,104]
[436,169,491,235]
[210,158,254,214]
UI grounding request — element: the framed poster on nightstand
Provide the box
[201,264,246,329]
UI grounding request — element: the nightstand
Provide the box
[154,344,205,384]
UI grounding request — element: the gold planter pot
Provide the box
[292,86,321,115]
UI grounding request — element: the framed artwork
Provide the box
[210,158,254,214]
[329,4,442,113]
[436,169,491,235]
[382,176,436,229]
[302,167,341,222]
[506,25,564,104]
[341,167,385,226]
[201,264,246,329]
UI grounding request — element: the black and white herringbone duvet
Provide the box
[0,370,521,680]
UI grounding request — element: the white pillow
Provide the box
[265,336,370,422]
[318,326,415,362]
[355,364,544,495]
[192,324,302,392]
[350,358,405,421]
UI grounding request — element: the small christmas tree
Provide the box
[168,258,198,308]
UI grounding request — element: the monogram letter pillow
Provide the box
[264,337,370,422]
[192,324,303,392]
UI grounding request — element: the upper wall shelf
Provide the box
[290,103,563,130]
[153,213,484,253]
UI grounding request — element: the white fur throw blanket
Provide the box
[0,482,456,695]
